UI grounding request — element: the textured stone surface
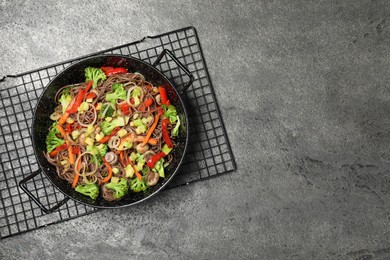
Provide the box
[1,0,390,259]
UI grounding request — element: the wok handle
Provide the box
[153,49,194,94]
[19,169,70,214]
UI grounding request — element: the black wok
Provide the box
[19,50,193,212]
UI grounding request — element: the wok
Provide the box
[19,50,193,212]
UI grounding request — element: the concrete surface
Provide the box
[1,0,390,259]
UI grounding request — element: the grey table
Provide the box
[1,0,390,259]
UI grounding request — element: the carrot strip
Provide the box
[133,165,143,181]
[141,114,160,147]
[119,150,125,165]
[56,124,67,138]
[99,127,121,144]
[128,159,142,181]
[58,112,69,125]
[100,158,113,183]
[72,152,81,188]
[134,135,158,146]
[119,151,142,181]
[68,143,75,165]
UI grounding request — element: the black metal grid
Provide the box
[0,27,236,239]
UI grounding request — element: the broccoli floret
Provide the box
[100,116,128,135]
[106,83,126,103]
[46,123,65,152]
[97,143,108,157]
[58,88,72,114]
[98,103,115,118]
[75,183,99,200]
[85,67,106,88]
[130,177,148,193]
[163,105,177,123]
[105,178,129,199]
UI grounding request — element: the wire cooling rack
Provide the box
[0,26,236,239]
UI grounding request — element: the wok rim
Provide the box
[31,54,189,209]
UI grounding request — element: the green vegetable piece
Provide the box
[105,178,129,199]
[75,183,99,200]
[129,152,137,162]
[161,144,173,155]
[134,96,140,106]
[135,125,147,134]
[97,143,108,157]
[58,88,72,114]
[133,119,143,127]
[172,115,180,137]
[46,123,65,152]
[130,87,142,97]
[111,176,119,184]
[125,164,134,178]
[122,141,132,149]
[86,143,107,166]
[106,83,126,103]
[163,105,177,123]
[98,103,115,118]
[85,67,106,88]
[87,145,99,156]
[100,117,126,135]
[130,177,148,192]
[153,158,165,178]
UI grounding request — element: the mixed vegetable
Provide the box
[45,67,180,201]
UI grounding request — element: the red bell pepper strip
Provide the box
[119,102,131,115]
[100,67,114,74]
[65,123,72,134]
[156,106,165,116]
[49,143,68,157]
[85,92,96,100]
[161,118,173,148]
[99,127,121,144]
[100,67,128,76]
[66,90,85,114]
[139,98,153,111]
[84,80,93,93]
[72,145,80,154]
[146,152,166,168]
[158,86,170,106]
[65,81,93,115]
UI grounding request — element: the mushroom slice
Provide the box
[146,171,159,186]
[104,151,118,164]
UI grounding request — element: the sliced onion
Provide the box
[50,111,62,121]
[83,175,97,184]
[77,103,97,127]
[126,86,145,106]
[74,151,98,177]
[108,136,120,149]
